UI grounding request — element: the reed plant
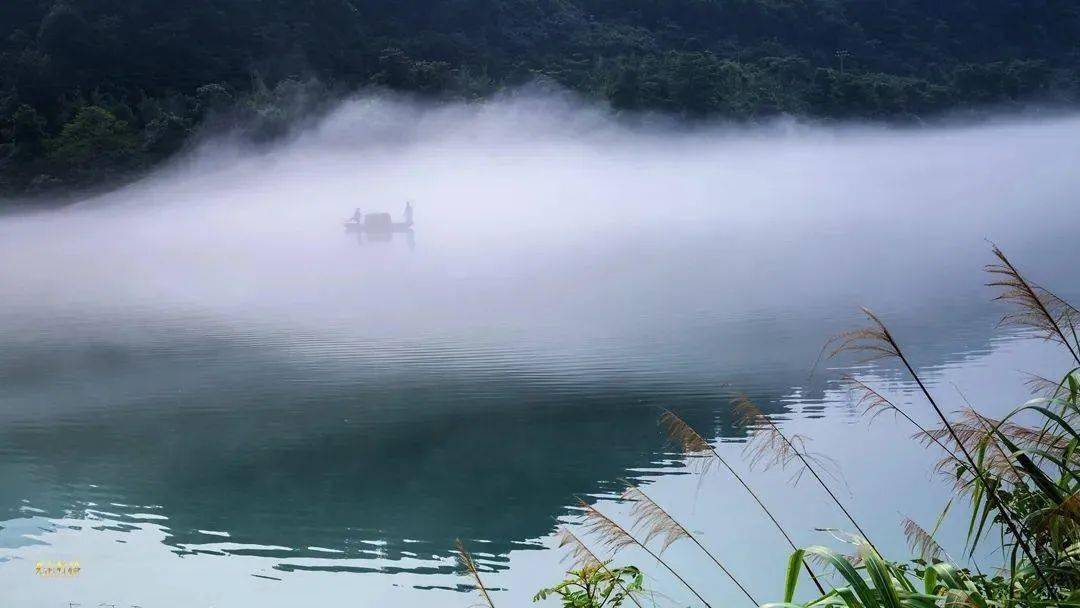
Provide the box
[455,246,1079,608]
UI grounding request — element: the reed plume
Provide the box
[622,484,689,553]
[658,409,827,594]
[578,498,639,555]
[848,373,1056,576]
[555,527,647,608]
[455,539,496,608]
[848,375,917,426]
[918,408,1072,486]
[901,516,945,561]
[831,306,1052,588]
[733,396,841,486]
[621,482,758,605]
[933,407,1068,454]
[947,391,1080,581]
[556,526,603,569]
[659,410,718,474]
[987,245,1080,365]
[848,375,904,424]
[1023,372,1066,398]
[576,498,713,608]
[846,376,967,473]
[828,307,902,362]
[732,396,876,552]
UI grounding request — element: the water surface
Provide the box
[3,102,1080,607]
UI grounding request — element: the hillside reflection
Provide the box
[0,294,1020,574]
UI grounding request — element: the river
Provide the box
[2,101,1079,607]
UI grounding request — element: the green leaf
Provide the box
[922,565,937,595]
[860,547,902,608]
[802,546,879,608]
[785,549,806,603]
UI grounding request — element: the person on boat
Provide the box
[350,208,363,223]
[403,201,414,226]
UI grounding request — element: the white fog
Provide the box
[3,92,1079,608]
[2,93,1078,325]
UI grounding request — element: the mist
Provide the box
[2,91,1080,400]
[4,92,1080,608]
[4,93,1079,314]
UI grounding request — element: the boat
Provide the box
[344,202,414,234]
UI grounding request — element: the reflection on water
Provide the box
[3,108,1080,607]
[2,247,1074,606]
[353,227,416,249]
[3,329,1072,607]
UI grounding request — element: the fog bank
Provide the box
[7,91,1080,608]
[2,93,1079,339]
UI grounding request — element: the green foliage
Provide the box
[535,249,1080,607]
[771,256,1080,606]
[1,0,1079,196]
[9,104,46,161]
[533,564,644,608]
[47,106,138,181]
[195,83,234,117]
[766,545,1030,608]
[142,113,189,158]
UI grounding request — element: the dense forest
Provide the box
[2,0,1079,196]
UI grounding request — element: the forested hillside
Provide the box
[2,0,1079,195]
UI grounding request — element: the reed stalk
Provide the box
[832,306,1054,591]
[621,481,758,605]
[734,395,879,554]
[988,245,1080,366]
[577,498,713,608]
[659,409,828,595]
[455,539,496,608]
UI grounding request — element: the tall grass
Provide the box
[660,409,829,595]
[577,497,716,608]
[457,246,1079,608]
[456,539,497,608]
[733,395,879,552]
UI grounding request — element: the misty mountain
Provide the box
[1,0,1079,197]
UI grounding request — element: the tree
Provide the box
[48,106,137,179]
[143,113,189,158]
[9,104,46,161]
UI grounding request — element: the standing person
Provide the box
[404,201,414,226]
